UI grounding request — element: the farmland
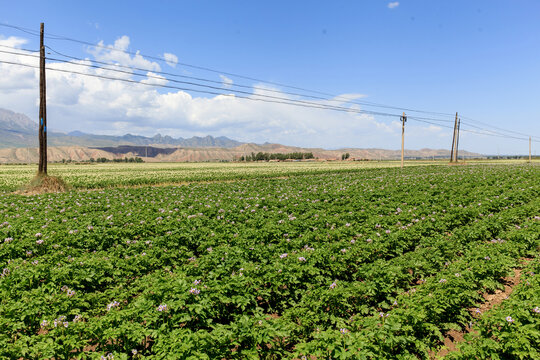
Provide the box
[0,161,445,191]
[0,163,539,359]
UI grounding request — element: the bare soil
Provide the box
[433,259,532,358]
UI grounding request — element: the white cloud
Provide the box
[163,52,178,68]
[0,36,38,92]
[219,74,233,88]
[388,2,400,9]
[0,35,28,48]
[141,72,168,86]
[0,33,469,151]
[88,36,161,72]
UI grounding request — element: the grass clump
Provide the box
[16,173,69,195]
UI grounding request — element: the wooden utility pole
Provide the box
[454,117,461,162]
[450,112,458,162]
[530,136,532,163]
[38,22,47,174]
[401,112,407,168]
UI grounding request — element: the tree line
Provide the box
[59,157,145,163]
[239,152,315,162]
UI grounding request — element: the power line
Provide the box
[412,117,539,142]
[460,115,540,140]
[2,56,537,143]
[0,43,39,53]
[0,58,415,119]
[0,22,456,118]
[0,23,42,38]
[0,49,410,117]
[1,46,537,143]
[46,45,451,116]
[459,121,534,141]
[0,46,458,125]
[0,43,458,120]
[0,49,459,124]
[5,20,539,143]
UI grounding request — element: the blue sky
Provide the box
[0,1,539,154]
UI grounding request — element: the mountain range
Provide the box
[0,108,242,148]
[0,108,484,163]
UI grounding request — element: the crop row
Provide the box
[446,256,540,360]
[293,207,539,359]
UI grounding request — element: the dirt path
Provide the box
[433,259,532,358]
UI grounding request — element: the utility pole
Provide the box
[530,136,532,163]
[401,112,407,168]
[450,112,458,162]
[454,117,461,162]
[38,22,47,174]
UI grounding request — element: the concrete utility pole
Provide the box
[38,22,47,174]
[401,112,407,168]
[454,117,461,162]
[450,112,458,162]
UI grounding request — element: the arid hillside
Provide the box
[0,144,483,163]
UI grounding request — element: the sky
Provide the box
[0,1,539,155]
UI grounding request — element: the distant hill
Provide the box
[0,143,484,164]
[0,108,40,148]
[0,108,243,148]
[0,108,484,163]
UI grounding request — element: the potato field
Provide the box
[0,163,538,359]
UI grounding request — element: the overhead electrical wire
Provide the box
[3,45,533,135]
[0,58,416,118]
[0,38,538,143]
[459,121,537,141]
[411,118,538,142]
[45,45,451,116]
[0,48,457,123]
[0,43,39,53]
[3,58,538,145]
[460,115,540,140]
[3,20,538,142]
[0,22,456,117]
